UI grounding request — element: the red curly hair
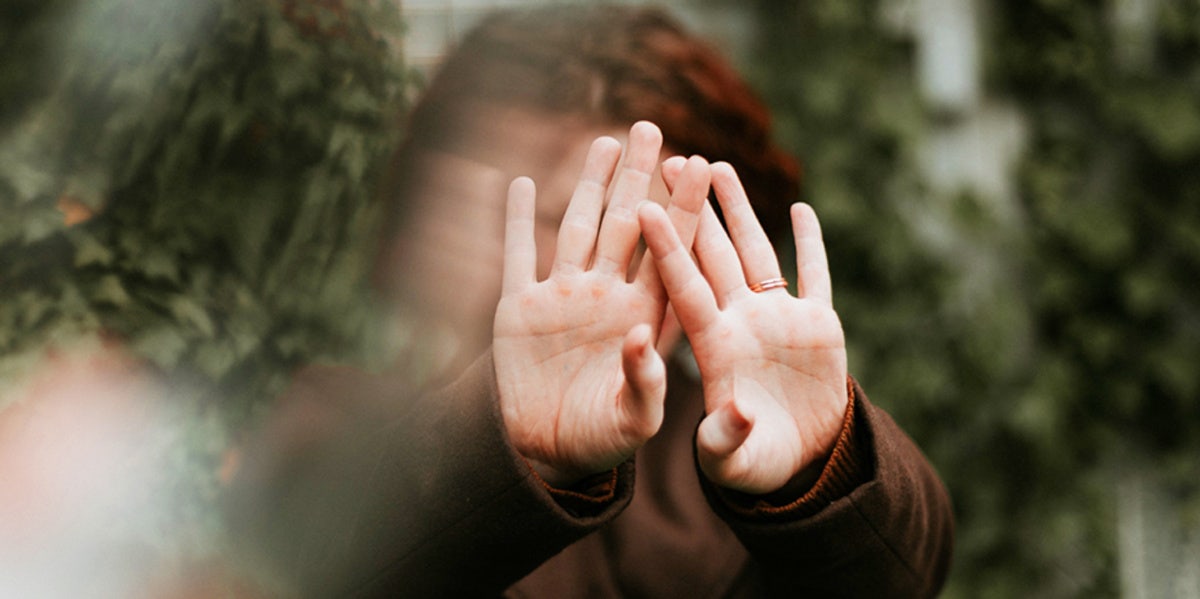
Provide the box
[382,5,800,244]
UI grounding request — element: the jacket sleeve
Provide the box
[224,350,634,598]
[699,379,955,598]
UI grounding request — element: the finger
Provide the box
[638,202,720,333]
[693,203,746,308]
[664,155,710,250]
[660,155,687,195]
[696,400,752,481]
[618,323,666,440]
[792,203,833,305]
[710,162,782,288]
[594,121,663,275]
[553,137,623,273]
[502,177,537,294]
[634,155,710,288]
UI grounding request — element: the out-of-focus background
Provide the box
[2,0,1197,597]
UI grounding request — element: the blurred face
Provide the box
[380,105,672,366]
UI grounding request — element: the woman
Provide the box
[230,6,953,597]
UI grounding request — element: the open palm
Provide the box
[639,163,849,494]
[493,122,710,485]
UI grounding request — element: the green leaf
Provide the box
[91,274,132,307]
[168,295,216,338]
[131,325,189,370]
[72,233,114,267]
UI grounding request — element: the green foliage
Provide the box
[1,0,408,557]
[751,0,1199,595]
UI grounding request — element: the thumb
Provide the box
[696,400,753,482]
[618,323,666,441]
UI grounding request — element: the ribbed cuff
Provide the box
[523,458,623,518]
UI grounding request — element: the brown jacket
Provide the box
[227,352,953,598]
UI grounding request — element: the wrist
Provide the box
[711,375,868,517]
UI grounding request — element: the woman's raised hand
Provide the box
[638,163,849,495]
[493,122,711,486]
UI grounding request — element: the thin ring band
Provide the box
[748,277,788,293]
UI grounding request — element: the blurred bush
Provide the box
[750,0,1199,596]
[1,0,408,414]
[0,0,408,563]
